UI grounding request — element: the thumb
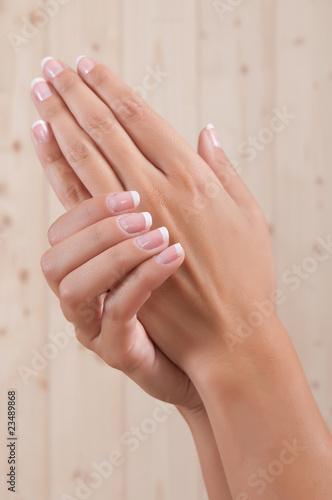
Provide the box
[197,124,254,207]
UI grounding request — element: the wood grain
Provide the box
[0,0,331,499]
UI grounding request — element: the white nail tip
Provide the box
[174,243,183,256]
[142,212,152,228]
[30,77,46,89]
[32,120,47,129]
[206,123,215,130]
[41,56,54,69]
[159,227,169,243]
[76,55,87,66]
[130,191,140,207]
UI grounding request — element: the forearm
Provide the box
[177,406,232,500]
[192,316,332,499]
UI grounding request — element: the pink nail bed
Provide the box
[76,56,96,75]
[156,244,183,265]
[32,120,53,143]
[206,123,222,148]
[136,227,169,250]
[118,212,152,234]
[108,191,140,213]
[31,78,52,101]
[41,57,64,79]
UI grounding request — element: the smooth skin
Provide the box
[32,118,232,498]
[31,57,332,499]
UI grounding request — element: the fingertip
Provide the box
[155,243,184,266]
[31,120,53,143]
[130,190,140,208]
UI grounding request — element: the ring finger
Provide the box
[58,226,170,331]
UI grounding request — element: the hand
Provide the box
[31,57,277,380]
[32,75,234,500]
[31,58,332,500]
[40,191,205,411]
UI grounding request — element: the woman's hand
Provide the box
[40,191,210,411]
[31,57,277,380]
[31,58,332,500]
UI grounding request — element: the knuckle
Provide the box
[41,98,66,122]
[47,223,59,246]
[43,149,63,167]
[59,278,76,308]
[90,66,111,89]
[90,220,106,244]
[56,73,77,95]
[84,112,115,142]
[63,183,86,206]
[66,140,91,165]
[247,203,266,226]
[40,251,56,279]
[114,90,146,123]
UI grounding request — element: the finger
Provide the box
[46,191,141,246]
[96,243,185,373]
[74,242,188,408]
[75,57,206,176]
[30,77,122,195]
[42,211,152,295]
[102,243,184,330]
[58,227,170,339]
[40,57,160,184]
[198,124,257,208]
[31,120,91,210]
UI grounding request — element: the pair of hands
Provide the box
[31,56,277,414]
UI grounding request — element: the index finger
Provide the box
[31,120,91,211]
[75,57,204,176]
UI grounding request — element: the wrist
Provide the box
[176,402,209,426]
[187,314,291,396]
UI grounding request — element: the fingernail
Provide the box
[136,227,169,250]
[76,55,96,75]
[108,191,140,213]
[118,212,152,234]
[32,120,53,143]
[206,123,222,148]
[31,77,53,101]
[41,56,65,79]
[156,243,184,265]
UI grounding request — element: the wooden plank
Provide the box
[273,0,332,431]
[44,2,125,500]
[121,0,205,499]
[0,1,49,498]
[2,1,331,499]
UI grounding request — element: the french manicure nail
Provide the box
[118,212,152,234]
[76,55,96,75]
[41,56,65,79]
[206,123,222,148]
[108,191,140,213]
[32,120,53,143]
[31,77,53,101]
[156,243,184,265]
[136,227,169,250]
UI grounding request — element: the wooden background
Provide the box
[1,0,332,498]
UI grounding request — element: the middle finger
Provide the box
[38,58,162,185]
